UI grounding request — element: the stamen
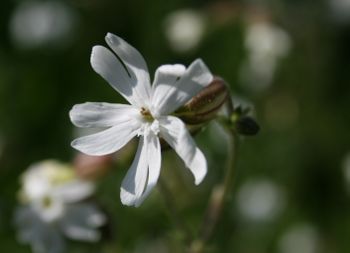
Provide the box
[140,107,151,116]
[140,107,154,121]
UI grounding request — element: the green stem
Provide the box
[188,100,239,253]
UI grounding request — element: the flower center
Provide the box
[42,195,53,208]
[140,107,154,122]
[34,195,65,222]
[138,107,160,136]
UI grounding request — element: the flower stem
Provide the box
[188,99,239,253]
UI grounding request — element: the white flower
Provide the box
[329,0,350,24]
[9,0,76,49]
[70,33,213,207]
[15,160,106,253]
[240,22,291,92]
[164,9,206,53]
[278,223,319,253]
[236,179,285,222]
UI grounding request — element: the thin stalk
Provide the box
[188,99,238,253]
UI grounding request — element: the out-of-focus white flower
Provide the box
[245,22,291,63]
[278,223,319,253]
[236,178,285,222]
[9,0,77,49]
[15,160,106,253]
[164,9,206,53]
[329,0,350,23]
[70,33,213,207]
[240,21,291,92]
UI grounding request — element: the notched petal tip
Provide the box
[194,172,206,185]
[69,104,84,126]
[105,32,118,45]
[157,64,186,76]
[105,33,128,50]
[70,138,108,156]
[71,138,77,146]
[90,45,108,70]
[120,190,136,207]
[106,32,114,38]
[71,139,86,154]
[192,149,207,185]
[192,58,206,70]
[69,102,88,113]
[105,32,119,40]
[90,45,102,58]
[193,58,204,65]
[192,58,213,83]
[69,107,76,123]
[120,188,144,207]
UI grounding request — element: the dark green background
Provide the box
[0,0,350,252]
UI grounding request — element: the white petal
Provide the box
[105,33,152,106]
[15,208,65,253]
[120,136,149,206]
[91,45,141,106]
[31,197,65,223]
[22,167,51,200]
[70,102,138,128]
[71,118,140,156]
[53,180,95,203]
[134,132,161,207]
[159,116,207,185]
[38,229,65,253]
[15,206,40,242]
[152,64,186,90]
[32,222,65,253]
[151,59,213,116]
[60,203,106,242]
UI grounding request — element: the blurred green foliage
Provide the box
[1,0,350,252]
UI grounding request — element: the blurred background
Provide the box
[1,0,350,252]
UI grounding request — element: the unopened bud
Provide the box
[235,116,260,136]
[73,153,114,180]
[174,77,229,125]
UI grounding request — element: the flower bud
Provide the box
[174,76,229,125]
[235,116,260,136]
[73,154,114,180]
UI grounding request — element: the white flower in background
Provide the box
[278,223,319,253]
[70,33,213,207]
[9,0,76,49]
[329,0,350,23]
[236,179,285,222]
[240,21,291,92]
[164,9,206,53]
[15,160,106,253]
